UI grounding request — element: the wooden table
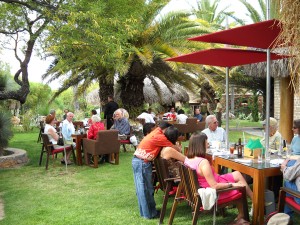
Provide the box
[214,156,282,225]
[72,133,87,166]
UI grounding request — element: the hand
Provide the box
[281,159,289,167]
[232,182,245,187]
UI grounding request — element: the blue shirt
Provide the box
[194,113,203,122]
[291,135,300,155]
[112,117,130,135]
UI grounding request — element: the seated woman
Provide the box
[260,117,282,149]
[291,119,300,155]
[184,132,253,219]
[280,158,300,217]
[87,115,105,140]
[44,114,73,165]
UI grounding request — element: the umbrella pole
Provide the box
[265,0,271,160]
[226,67,230,149]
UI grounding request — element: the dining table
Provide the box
[213,154,282,225]
[72,133,87,166]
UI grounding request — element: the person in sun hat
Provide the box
[260,117,282,150]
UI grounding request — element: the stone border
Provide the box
[0,148,29,168]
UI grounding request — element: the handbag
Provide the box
[57,137,64,146]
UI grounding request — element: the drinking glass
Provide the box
[257,149,263,163]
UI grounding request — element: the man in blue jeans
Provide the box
[132,122,180,219]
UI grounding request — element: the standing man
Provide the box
[104,95,119,130]
[214,98,223,127]
[63,109,69,120]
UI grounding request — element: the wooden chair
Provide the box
[196,121,206,131]
[168,163,249,225]
[153,157,180,224]
[82,130,120,168]
[39,133,76,170]
[37,121,45,143]
[278,187,300,214]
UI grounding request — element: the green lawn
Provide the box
[0,129,298,225]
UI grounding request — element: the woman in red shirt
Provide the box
[87,115,105,140]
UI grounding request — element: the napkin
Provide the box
[246,139,265,154]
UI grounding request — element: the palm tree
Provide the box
[117,8,211,115]
[239,0,279,22]
[43,1,213,117]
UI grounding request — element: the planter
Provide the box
[0,148,29,168]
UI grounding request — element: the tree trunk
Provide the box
[118,60,146,118]
[279,76,294,142]
[97,68,114,110]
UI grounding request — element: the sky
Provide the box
[0,0,260,89]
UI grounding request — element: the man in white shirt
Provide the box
[176,109,188,124]
[202,115,226,144]
[62,112,76,145]
[137,110,155,123]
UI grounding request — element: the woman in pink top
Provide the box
[184,132,253,218]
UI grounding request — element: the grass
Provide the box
[0,128,298,224]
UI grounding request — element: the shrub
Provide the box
[0,110,13,156]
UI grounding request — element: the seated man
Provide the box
[61,112,76,146]
[194,108,203,122]
[111,109,130,136]
[137,110,155,124]
[202,115,225,145]
[176,109,188,124]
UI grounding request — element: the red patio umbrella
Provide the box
[189,19,282,49]
[166,48,288,67]
[166,47,289,152]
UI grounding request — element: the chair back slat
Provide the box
[154,157,170,191]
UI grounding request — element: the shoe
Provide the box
[151,210,160,219]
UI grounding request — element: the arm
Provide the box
[87,125,95,139]
[48,127,59,141]
[282,159,300,181]
[160,147,186,162]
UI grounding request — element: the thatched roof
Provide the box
[89,78,191,106]
[143,78,189,105]
[278,0,300,91]
[242,48,290,78]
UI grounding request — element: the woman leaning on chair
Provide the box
[44,114,73,165]
[184,132,253,219]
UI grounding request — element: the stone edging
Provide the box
[0,148,29,168]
